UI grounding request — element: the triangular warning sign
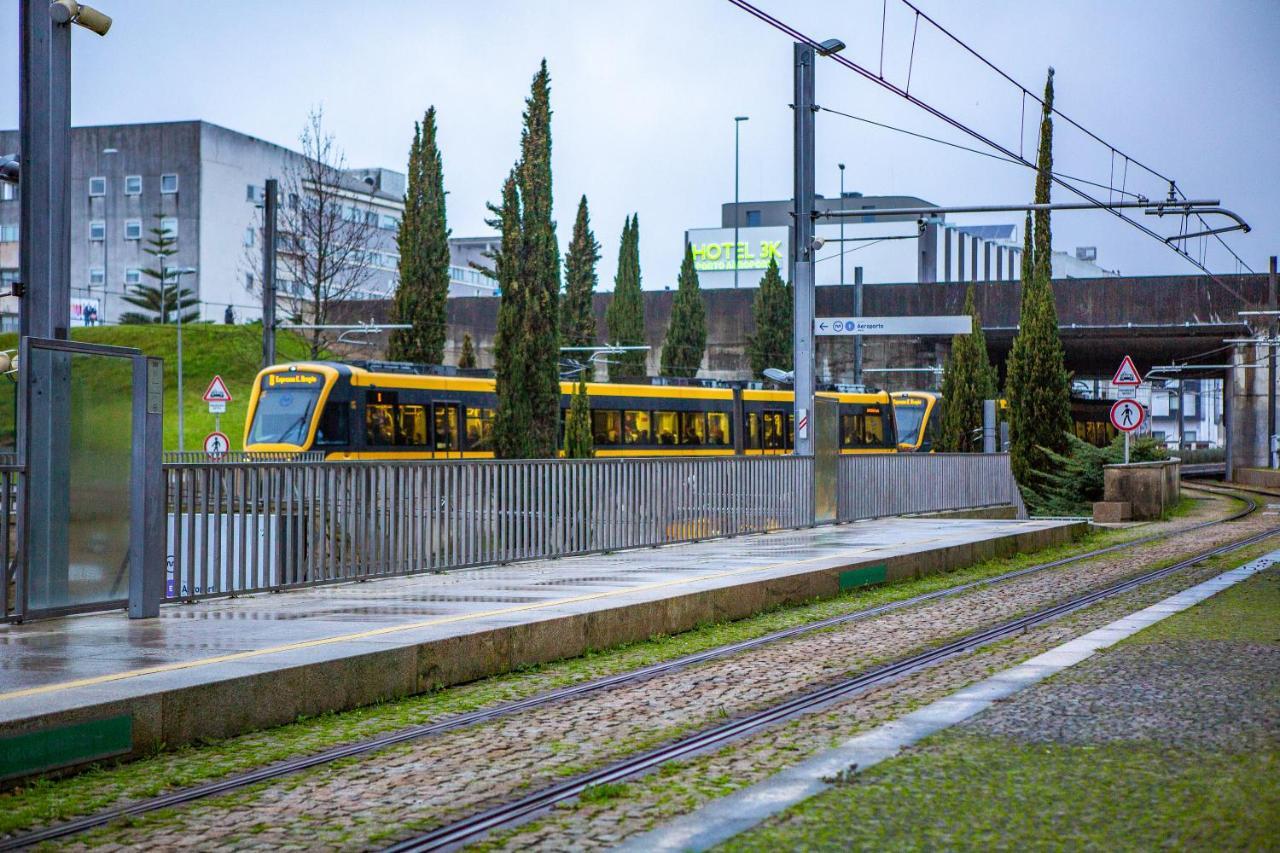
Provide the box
[1112,355,1142,386]
[202,375,233,403]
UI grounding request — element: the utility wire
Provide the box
[725,0,1246,288]
[818,106,1144,199]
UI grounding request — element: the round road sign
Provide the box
[1109,399,1145,433]
[204,430,231,460]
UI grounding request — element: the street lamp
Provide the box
[734,116,749,289]
[838,163,845,286]
[99,147,117,323]
[169,266,197,451]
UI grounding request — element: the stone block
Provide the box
[1092,501,1133,523]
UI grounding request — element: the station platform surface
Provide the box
[0,515,1081,782]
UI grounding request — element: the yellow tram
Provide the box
[244,362,899,459]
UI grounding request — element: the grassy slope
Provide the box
[0,325,320,451]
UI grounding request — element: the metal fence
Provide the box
[162,451,327,464]
[837,453,1026,521]
[162,453,1022,601]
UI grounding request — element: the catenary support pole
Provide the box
[983,399,997,453]
[1269,255,1277,468]
[853,266,864,386]
[792,41,817,457]
[262,178,279,368]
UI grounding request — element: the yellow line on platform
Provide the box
[0,535,949,704]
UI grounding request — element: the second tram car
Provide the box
[243,362,900,459]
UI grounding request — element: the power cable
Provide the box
[725,0,1247,288]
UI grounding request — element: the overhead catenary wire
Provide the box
[725,0,1249,287]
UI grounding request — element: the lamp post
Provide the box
[99,147,117,323]
[169,266,197,451]
[733,116,748,289]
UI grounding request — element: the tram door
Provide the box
[433,402,461,459]
[761,410,790,455]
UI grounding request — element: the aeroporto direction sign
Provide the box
[815,315,971,336]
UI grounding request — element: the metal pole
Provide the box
[983,399,997,453]
[853,266,864,386]
[1269,255,1277,467]
[734,121,740,290]
[19,0,73,614]
[1124,430,1130,465]
[1177,377,1186,454]
[129,356,164,618]
[792,42,817,457]
[262,178,278,367]
[838,164,845,289]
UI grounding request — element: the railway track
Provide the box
[0,484,1260,851]
[384,496,1279,852]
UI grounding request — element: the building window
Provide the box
[160,173,178,194]
[745,210,761,227]
[124,219,142,240]
[89,220,106,241]
[124,175,142,195]
[89,268,105,286]
[380,213,399,230]
[861,204,875,223]
[0,183,17,202]
[124,268,142,286]
[160,217,178,238]
[244,227,255,247]
[89,176,106,196]
[245,272,254,290]
[246,184,262,203]
[0,224,17,242]
[288,192,299,210]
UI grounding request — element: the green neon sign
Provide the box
[691,239,784,272]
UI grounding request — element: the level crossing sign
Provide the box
[1109,399,1145,433]
[1112,355,1142,386]
[204,430,231,460]
[203,375,233,404]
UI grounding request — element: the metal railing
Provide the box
[163,451,327,464]
[163,453,1022,601]
[837,453,1025,521]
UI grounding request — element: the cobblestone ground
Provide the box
[62,494,1272,851]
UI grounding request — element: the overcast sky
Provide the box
[3,0,1277,289]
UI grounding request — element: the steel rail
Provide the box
[384,505,1276,852]
[0,489,1256,851]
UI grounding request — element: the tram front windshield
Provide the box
[894,402,926,446]
[249,382,323,446]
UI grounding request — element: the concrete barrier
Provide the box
[1102,459,1182,520]
[1232,467,1280,492]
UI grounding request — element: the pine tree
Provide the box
[660,243,707,378]
[563,374,593,458]
[389,107,451,364]
[747,257,793,378]
[561,195,599,348]
[491,61,562,458]
[123,215,198,323]
[605,215,647,380]
[458,332,476,368]
[1005,68,1072,483]
[938,284,998,451]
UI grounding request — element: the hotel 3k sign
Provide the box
[686,226,789,274]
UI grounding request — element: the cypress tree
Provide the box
[747,257,793,378]
[458,332,476,368]
[491,61,561,458]
[1005,68,1072,483]
[659,243,707,378]
[938,284,998,452]
[563,374,593,458]
[605,214,647,380]
[389,107,451,364]
[561,195,599,348]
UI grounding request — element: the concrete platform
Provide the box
[0,516,1082,783]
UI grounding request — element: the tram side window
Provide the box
[365,391,398,446]
[592,410,622,445]
[706,412,730,446]
[655,411,679,446]
[788,414,795,449]
[399,404,429,446]
[314,400,350,446]
[679,411,706,445]
[744,412,761,450]
[624,410,651,444]
[434,404,459,451]
[762,411,786,450]
[840,407,887,448]
[466,407,495,451]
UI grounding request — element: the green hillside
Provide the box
[0,325,323,452]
